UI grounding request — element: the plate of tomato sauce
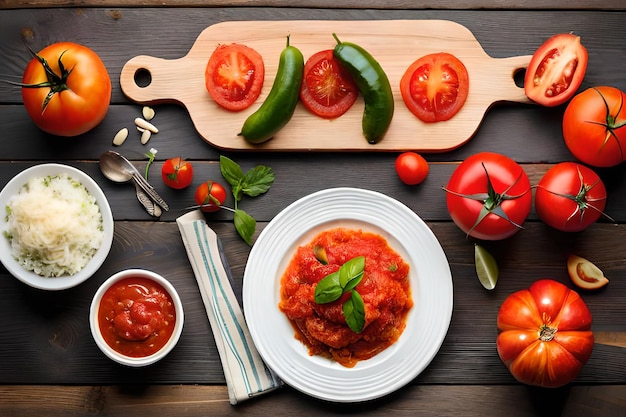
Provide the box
[243,187,453,402]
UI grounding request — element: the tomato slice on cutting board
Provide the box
[524,33,588,107]
[300,49,358,119]
[400,52,469,123]
[204,43,265,111]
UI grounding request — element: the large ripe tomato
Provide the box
[497,279,594,388]
[563,86,626,167]
[204,43,265,112]
[299,49,358,119]
[161,157,194,190]
[535,162,608,232]
[524,33,588,107]
[400,52,469,123]
[395,151,429,185]
[444,152,532,240]
[21,42,111,137]
[194,180,227,212]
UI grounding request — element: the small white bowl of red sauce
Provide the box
[89,269,184,367]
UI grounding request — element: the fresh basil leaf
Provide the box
[242,166,275,197]
[314,271,342,304]
[220,155,244,188]
[343,291,365,333]
[475,244,499,290]
[233,209,256,245]
[339,256,365,290]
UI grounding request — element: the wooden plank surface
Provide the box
[120,19,531,152]
[1,6,626,417]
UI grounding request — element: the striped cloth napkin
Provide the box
[177,210,282,405]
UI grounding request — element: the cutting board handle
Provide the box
[487,55,533,104]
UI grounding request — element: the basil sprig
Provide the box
[314,256,366,333]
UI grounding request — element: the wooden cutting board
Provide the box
[120,20,533,152]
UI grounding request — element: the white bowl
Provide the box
[0,163,114,290]
[90,268,184,367]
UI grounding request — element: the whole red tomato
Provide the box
[161,157,194,189]
[563,86,626,167]
[395,152,429,185]
[204,43,265,112]
[21,42,111,136]
[444,152,532,240]
[497,279,594,388]
[400,52,469,123]
[524,33,588,107]
[194,180,227,212]
[535,162,608,232]
[300,49,358,119]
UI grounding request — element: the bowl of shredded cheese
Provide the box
[0,163,114,290]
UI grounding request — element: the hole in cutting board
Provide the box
[134,68,152,88]
[514,68,526,88]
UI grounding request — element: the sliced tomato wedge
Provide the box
[300,49,358,119]
[400,52,469,123]
[524,33,588,107]
[204,43,265,112]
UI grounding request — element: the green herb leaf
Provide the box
[233,209,256,245]
[339,256,365,291]
[343,291,365,333]
[475,244,499,290]
[219,155,245,189]
[242,165,275,197]
[314,272,342,304]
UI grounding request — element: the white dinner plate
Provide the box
[243,187,453,402]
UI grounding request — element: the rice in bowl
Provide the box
[3,173,105,277]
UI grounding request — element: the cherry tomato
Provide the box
[399,52,469,123]
[161,157,194,189]
[444,152,532,240]
[497,279,594,388]
[204,43,265,112]
[534,162,607,232]
[21,42,111,136]
[563,86,626,167]
[394,152,429,185]
[194,180,227,212]
[524,33,588,107]
[299,49,358,119]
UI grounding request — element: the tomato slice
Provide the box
[204,43,265,112]
[300,49,358,119]
[400,52,469,123]
[524,33,588,107]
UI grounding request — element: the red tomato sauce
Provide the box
[279,228,413,368]
[98,277,176,358]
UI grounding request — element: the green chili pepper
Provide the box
[240,36,304,144]
[332,33,394,144]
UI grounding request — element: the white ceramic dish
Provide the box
[90,268,184,367]
[0,163,114,290]
[243,187,453,403]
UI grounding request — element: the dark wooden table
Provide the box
[1,2,625,416]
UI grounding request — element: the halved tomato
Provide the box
[524,33,588,107]
[300,49,358,119]
[400,52,469,123]
[204,43,265,112]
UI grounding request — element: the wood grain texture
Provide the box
[120,20,531,152]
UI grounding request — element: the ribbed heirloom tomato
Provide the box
[21,42,111,136]
[444,152,532,240]
[535,162,608,232]
[563,86,626,167]
[497,279,594,388]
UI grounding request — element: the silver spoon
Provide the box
[99,151,169,212]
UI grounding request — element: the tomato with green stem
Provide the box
[194,180,227,213]
[161,157,194,189]
[534,162,610,232]
[563,86,626,167]
[443,152,532,240]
